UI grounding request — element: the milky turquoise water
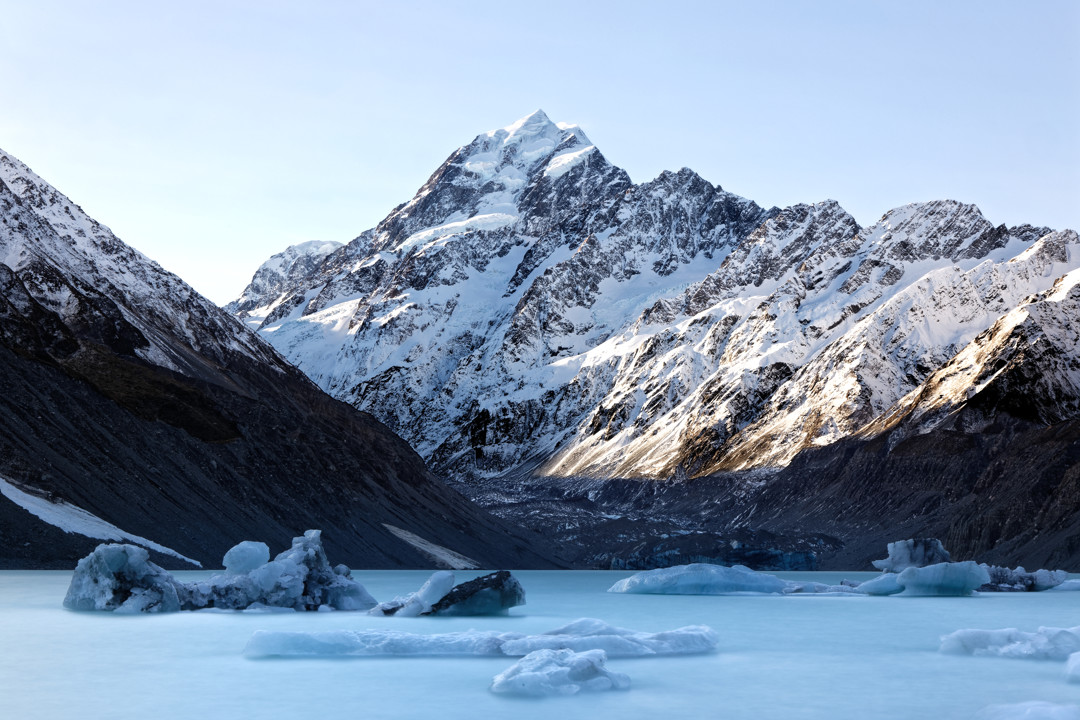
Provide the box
[1,570,1077,719]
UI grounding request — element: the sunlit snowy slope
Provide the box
[233,111,1080,484]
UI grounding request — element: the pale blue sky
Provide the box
[2,0,1077,304]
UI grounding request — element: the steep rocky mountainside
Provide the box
[0,147,557,570]
[233,111,1078,485]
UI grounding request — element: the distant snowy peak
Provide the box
[226,239,342,322]
[229,112,1079,483]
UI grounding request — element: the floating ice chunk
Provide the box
[854,573,904,596]
[370,571,456,617]
[973,701,1080,720]
[872,538,951,572]
[490,649,630,696]
[222,541,270,576]
[243,618,719,658]
[65,531,376,612]
[608,563,790,595]
[940,626,1080,660]
[895,561,990,596]
[425,570,525,616]
[1051,580,1080,592]
[64,544,185,612]
[500,618,720,657]
[1067,653,1080,683]
[980,565,1069,592]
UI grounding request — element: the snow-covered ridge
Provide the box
[0,147,285,379]
[230,111,1078,482]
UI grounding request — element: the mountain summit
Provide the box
[231,112,1080,567]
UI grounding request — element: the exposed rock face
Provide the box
[0,146,559,570]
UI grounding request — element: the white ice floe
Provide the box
[940,626,1080,660]
[1051,580,1080,592]
[490,649,629,696]
[243,618,719,658]
[974,702,1080,720]
[892,561,990,596]
[607,563,791,595]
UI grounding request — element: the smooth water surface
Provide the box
[1,570,1077,719]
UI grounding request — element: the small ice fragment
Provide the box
[222,541,270,576]
[490,649,630,696]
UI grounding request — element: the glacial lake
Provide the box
[2,569,1078,719]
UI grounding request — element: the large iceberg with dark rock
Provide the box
[64,531,376,612]
[490,649,630,696]
[978,565,1069,592]
[243,618,719,658]
[63,543,190,612]
[425,570,525,616]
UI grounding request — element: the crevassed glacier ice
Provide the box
[64,531,376,612]
[872,538,951,572]
[608,563,791,595]
[490,649,630,696]
[243,618,719,658]
[940,625,1080,660]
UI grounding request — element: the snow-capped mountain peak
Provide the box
[229,114,1078,486]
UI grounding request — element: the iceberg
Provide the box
[63,543,187,612]
[64,531,376,612]
[370,570,456,617]
[490,649,630,696]
[243,618,719,658]
[893,561,990,596]
[872,538,951,572]
[940,625,1080,660]
[222,541,270,576]
[608,563,791,595]
[425,570,525,616]
[979,565,1069,592]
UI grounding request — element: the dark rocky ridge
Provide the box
[0,149,560,570]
